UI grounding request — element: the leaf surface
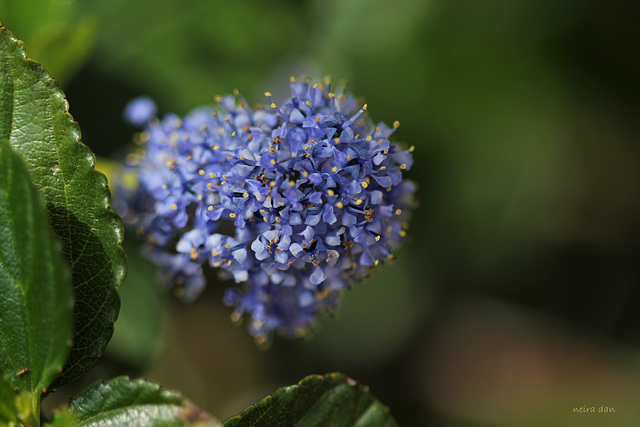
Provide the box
[0,25,125,389]
[224,373,397,427]
[0,144,73,415]
[69,376,221,427]
[0,374,20,426]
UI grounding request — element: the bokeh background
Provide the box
[2,0,640,425]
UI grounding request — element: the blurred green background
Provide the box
[3,0,640,425]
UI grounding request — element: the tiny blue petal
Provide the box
[310,267,326,285]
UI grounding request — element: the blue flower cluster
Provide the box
[119,78,416,341]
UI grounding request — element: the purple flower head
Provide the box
[117,77,416,341]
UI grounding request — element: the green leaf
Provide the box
[224,373,397,427]
[69,376,221,427]
[0,25,125,389]
[21,17,98,87]
[0,0,97,86]
[46,407,77,427]
[1,376,39,427]
[0,374,20,426]
[0,144,73,419]
[78,0,307,113]
[96,159,164,367]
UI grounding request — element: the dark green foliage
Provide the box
[224,373,397,427]
[0,25,125,390]
[0,143,72,418]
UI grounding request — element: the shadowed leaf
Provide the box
[224,373,397,427]
[0,144,73,419]
[0,24,125,390]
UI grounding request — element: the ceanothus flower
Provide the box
[123,96,157,126]
[118,77,416,342]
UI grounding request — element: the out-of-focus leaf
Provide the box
[0,0,73,37]
[0,374,20,426]
[107,241,166,366]
[0,144,73,420]
[78,0,306,112]
[0,25,125,390]
[0,0,97,85]
[47,408,77,427]
[310,247,424,371]
[312,0,429,56]
[46,408,78,427]
[69,376,221,427]
[224,373,397,427]
[24,18,98,87]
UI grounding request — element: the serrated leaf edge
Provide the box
[0,24,127,388]
[70,376,221,426]
[0,24,126,287]
[223,373,396,426]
